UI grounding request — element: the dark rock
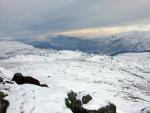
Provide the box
[0,92,7,98]
[12,73,48,87]
[12,73,25,84]
[40,84,49,87]
[65,91,116,113]
[2,82,5,84]
[97,103,116,113]
[0,92,9,113]
[4,81,14,84]
[0,98,9,113]
[68,91,77,103]
[82,95,92,104]
[141,107,150,113]
[12,73,40,85]
[0,77,3,83]
[65,98,70,108]
[65,91,83,113]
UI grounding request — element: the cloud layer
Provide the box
[0,0,150,38]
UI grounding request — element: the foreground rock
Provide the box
[0,92,9,113]
[65,91,116,113]
[82,94,92,104]
[0,77,3,83]
[12,73,48,87]
[140,107,150,113]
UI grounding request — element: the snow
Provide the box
[21,31,150,55]
[0,40,150,113]
[0,40,50,59]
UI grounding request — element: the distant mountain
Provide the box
[20,31,150,55]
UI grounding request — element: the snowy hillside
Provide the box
[22,31,150,55]
[0,40,150,113]
[0,40,56,59]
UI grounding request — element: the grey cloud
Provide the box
[0,0,150,38]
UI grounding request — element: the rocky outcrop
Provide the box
[65,91,116,113]
[0,77,3,83]
[82,94,92,104]
[140,107,150,113]
[0,92,9,113]
[12,73,40,85]
[12,73,48,87]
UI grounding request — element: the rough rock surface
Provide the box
[12,73,48,87]
[0,77,3,82]
[0,92,9,113]
[82,95,92,104]
[140,107,150,113]
[65,91,116,113]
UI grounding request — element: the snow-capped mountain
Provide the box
[0,34,150,113]
[22,31,150,55]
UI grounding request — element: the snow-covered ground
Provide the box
[0,40,150,113]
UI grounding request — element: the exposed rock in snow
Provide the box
[140,107,150,113]
[12,73,41,86]
[0,92,9,113]
[134,107,150,113]
[0,77,3,83]
[82,94,92,104]
[12,73,48,87]
[65,91,116,113]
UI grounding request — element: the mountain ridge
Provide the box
[18,31,150,55]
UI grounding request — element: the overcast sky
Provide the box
[0,0,150,38]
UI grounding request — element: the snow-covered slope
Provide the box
[24,31,150,55]
[0,40,54,59]
[0,40,150,113]
[96,31,150,55]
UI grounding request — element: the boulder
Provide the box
[0,77,3,83]
[65,91,116,113]
[4,81,14,84]
[97,103,116,113]
[140,107,150,113]
[12,73,40,85]
[0,92,9,113]
[0,99,9,113]
[82,94,92,104]
[40,84,49,87]
[68,91,77,102]
[0,92,7,98]
[12,73,48,87]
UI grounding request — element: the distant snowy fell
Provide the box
[19,31,150,55]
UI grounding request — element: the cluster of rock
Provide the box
[0,73,150,113]
[0,72,49,113]
[0,77,9,113]
[65,91,116,113]
[140,107,150,113]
